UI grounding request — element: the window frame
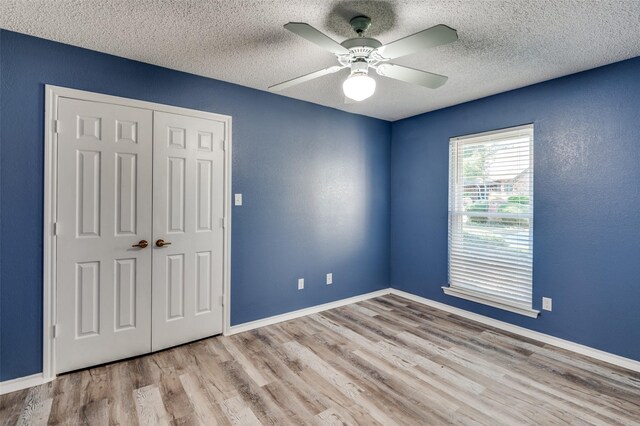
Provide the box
[442,124,539,318]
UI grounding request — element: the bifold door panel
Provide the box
[56,98,153,373]
[55,97,226,374]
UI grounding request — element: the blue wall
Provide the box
[0,30,391,381]
[2,27,638,383]
[391,57,640,361]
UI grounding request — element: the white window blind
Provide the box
[445,124,537,317]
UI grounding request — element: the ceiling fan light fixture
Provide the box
[343,72,376,101]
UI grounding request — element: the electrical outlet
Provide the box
[542,297,552,311]
[298,278,304,290]
[234,193,243,206]
[326,273,333,285]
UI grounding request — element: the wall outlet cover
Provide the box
[234,193,243,206]
[298,278,304,290]
[542,297,552,311]
[326,273,333,285]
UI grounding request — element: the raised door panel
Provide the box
[115,153,138,236]
[195,251,212,314]
[76,151,101,237]
[76,262,100,337]
[166,254,185,320]
[115,258,137,330]
[167,157,186,233]
[196,160,213,232]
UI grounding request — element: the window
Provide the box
[444,124,538,318]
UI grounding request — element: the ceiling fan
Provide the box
[269,16,458,102]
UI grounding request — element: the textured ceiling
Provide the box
[1,1,640,121]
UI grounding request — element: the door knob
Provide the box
[131,240,149,249]
[156,239,172,247]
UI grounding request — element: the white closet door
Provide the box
[56,98,153,373]
[152,111,225,351]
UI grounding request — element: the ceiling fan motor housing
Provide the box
[341,37,382,51]
[340,37,383,67]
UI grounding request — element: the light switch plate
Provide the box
[326,273,333,285]
[542,297,552,311]
[298,278,304,290]
[234,193,243,206]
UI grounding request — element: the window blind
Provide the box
[447,124,534,313]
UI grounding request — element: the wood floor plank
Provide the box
[157,367,193,423]
[314,406,359,426]
[46,370,83,425]
[257,326,378,422]
[220,338,270,387]
[220,396,261,425]
[261,380,318,424]
[299,333,455,424]
[108,360,139,426]
[301,335,455,420]
[2,295,639,425]
[15,385,52,426]
[179,372,228,426]
[80,398,110,426]
[219,358,291,424]
[134,385,170,426]
[283,340,399,425]
[250,338,330,415]
[0,388,28,426]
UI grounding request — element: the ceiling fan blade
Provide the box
[284,22,350,55]
[376,25,458,59]
[376,63,448,89]
[269,66,345,92]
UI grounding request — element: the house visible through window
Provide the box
[444,124,538,318]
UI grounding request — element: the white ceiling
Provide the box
[2,1,640,121]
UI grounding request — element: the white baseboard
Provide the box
[5,286,638,395]
[225,289,392,335]
[390,288,640,373]
[0,373,53,395]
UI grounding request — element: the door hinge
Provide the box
[220,295,224,307]
[223,139,228,151]
[52,324,59,338]
[53,119,61,134]
[220,217,227,228]
[53,222,59,236]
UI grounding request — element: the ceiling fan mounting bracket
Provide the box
[349,15,371,36]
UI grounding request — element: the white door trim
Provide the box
[43,85,232,381]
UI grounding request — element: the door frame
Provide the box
[43,85,232,380]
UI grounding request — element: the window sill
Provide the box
[442,286,540,318]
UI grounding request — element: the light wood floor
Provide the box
[2,294,640,425]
